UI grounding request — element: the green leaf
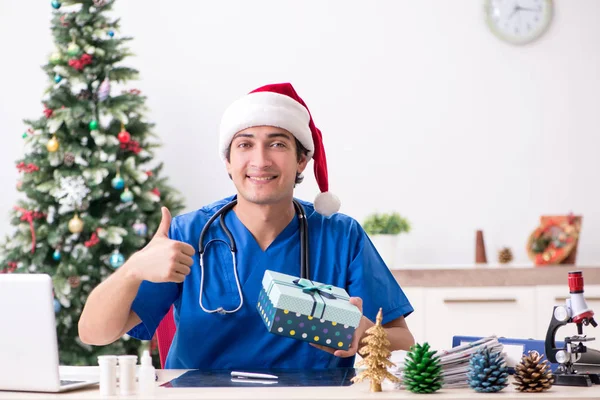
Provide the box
[133,169,148,184]
[48,151,62,167]
[36,181,56,193]
[111,110,128,125]
[70,105,86,120]
[47,118,64,134]
[123,156,135,171]
[105,227,128,245]
[53,65,71,77]
[82,168,109,185]
[143,191,160,203]
[90,129,118,146]
[363,212,411,235]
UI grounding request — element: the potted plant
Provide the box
[363,212,411,268]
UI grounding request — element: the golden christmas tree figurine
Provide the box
[351,308,400,392]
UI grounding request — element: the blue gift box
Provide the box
[257,270,362,350]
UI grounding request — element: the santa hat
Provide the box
[219,82,340,216]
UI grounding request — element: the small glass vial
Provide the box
[97,355,117,396]
[117,355,138,396]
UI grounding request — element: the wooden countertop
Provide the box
[392,265,600,287]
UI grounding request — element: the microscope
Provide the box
[545,271,600,386]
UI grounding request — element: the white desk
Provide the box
[0,367,599,399]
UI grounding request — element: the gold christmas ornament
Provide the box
[68,214,84,233]
[47,136,60,152]
[513,350,554,392]
[351,308,399,392]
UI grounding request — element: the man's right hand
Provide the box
[125,207,195,283]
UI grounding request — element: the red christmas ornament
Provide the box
[118,130,131,144]
[80,53,92,65]
[43,106,53,118]
[120,139,141,154]
[68,59,83,71]
[121,88,141,95]
[145,171,153,177]
[0,261,18,274]
[84,232,100,248]
[16,162,40,173]
[68,54,92,71]
[130,140,141,154]
[151,188,161,197]
[13,207,46,254]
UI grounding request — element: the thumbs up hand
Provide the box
[125,207,195,283]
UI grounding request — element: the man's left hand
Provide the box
[310,297,370,358]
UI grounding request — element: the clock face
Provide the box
[485,0,553,45]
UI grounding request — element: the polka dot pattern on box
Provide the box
[257,288,356,350]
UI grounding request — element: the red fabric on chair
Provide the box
[155,305,176,368]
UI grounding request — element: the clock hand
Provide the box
[508,5,520,19]
[517,7,539,12]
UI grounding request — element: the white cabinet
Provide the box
[421,287,537,352]
[400,284,600,353]
[535,285,600,350]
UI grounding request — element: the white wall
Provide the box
[1,0,599,266]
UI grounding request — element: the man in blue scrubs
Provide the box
[79,83,414,369]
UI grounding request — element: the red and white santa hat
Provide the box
[219,82,340,216]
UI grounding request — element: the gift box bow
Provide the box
[266,276,349,320]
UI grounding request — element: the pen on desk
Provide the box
[230,371,278,380]
[231,377,278,385]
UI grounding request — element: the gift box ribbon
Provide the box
[265,276,349,320]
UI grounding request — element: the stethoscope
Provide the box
[198,198,309,315]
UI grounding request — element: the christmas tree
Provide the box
[0,0,184,365]
[351,308,400,392]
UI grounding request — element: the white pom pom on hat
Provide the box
[219,82,340,216]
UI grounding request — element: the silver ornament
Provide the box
[98,77,110,101]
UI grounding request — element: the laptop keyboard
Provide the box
[60,379,84,386]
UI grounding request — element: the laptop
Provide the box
[0,273,98,392]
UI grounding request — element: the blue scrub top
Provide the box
[128,196,413,370]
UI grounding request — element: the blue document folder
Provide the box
[161,368,356,388]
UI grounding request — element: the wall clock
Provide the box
[484,0,553,45]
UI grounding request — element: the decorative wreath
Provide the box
[527,215,580,265]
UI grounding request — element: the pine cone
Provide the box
[513,351,554,392]
[68,276,80,288]
[467,347,509,393]
[64,152,75,166]
[498,247,513,264]
[403,342,443,394]
[77,89,92,100]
